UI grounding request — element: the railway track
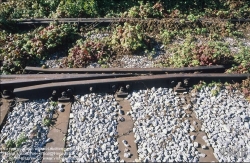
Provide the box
[0,66,249,162]
[1,1,250,162]
[1,65,246,99]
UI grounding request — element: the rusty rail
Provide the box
[0,73,135,89]
[0,73,133,79]
[13,73,250,99]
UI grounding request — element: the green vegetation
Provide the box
[5,139,16,148]
[0,0,249,19]
[226,46,250,74]
[61,22,152,68]
[0,0,250,75]
[61,38,111,68]
[111,23,150,54]
[15,133,28,148]
[42,117,52,127]
[5,133,27,148]
[45,108,52,113]
[165,38,233,67]
[193,81,222,92]
[121,2,165,18]
[1,20,250,74]
[241,78,250,101]
[193,78,250,101]
[211,89,219,96]
[0,0,60,20]
[50,101,58,107]
[193,81,221,97]
[0,23,77,74]
[54,0,98,18]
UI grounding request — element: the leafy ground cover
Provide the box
[0,0,250,75]
[0,23,78,74]
[0,0,249,19]
[1,19,250,74]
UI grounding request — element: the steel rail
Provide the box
[14,73,250,99]
[24,65,225,74]
[0,73,135,90]
[13,18,250,24]
[0,73,133,80]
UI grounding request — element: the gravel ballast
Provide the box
[1,86,248,162]
[127,87,201,162]
[62,93,120,162]
[0,100,52,162]
[191,87,250,162]
[126,86,249,162]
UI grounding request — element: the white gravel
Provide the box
[0,100,53,162]
[126,86,249,162]
[192,86,250,162]
[62,93,120,162]
[224,37,250,54]
[1,85,247,163]
[126,87,201,162]
[111,55,155,68]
